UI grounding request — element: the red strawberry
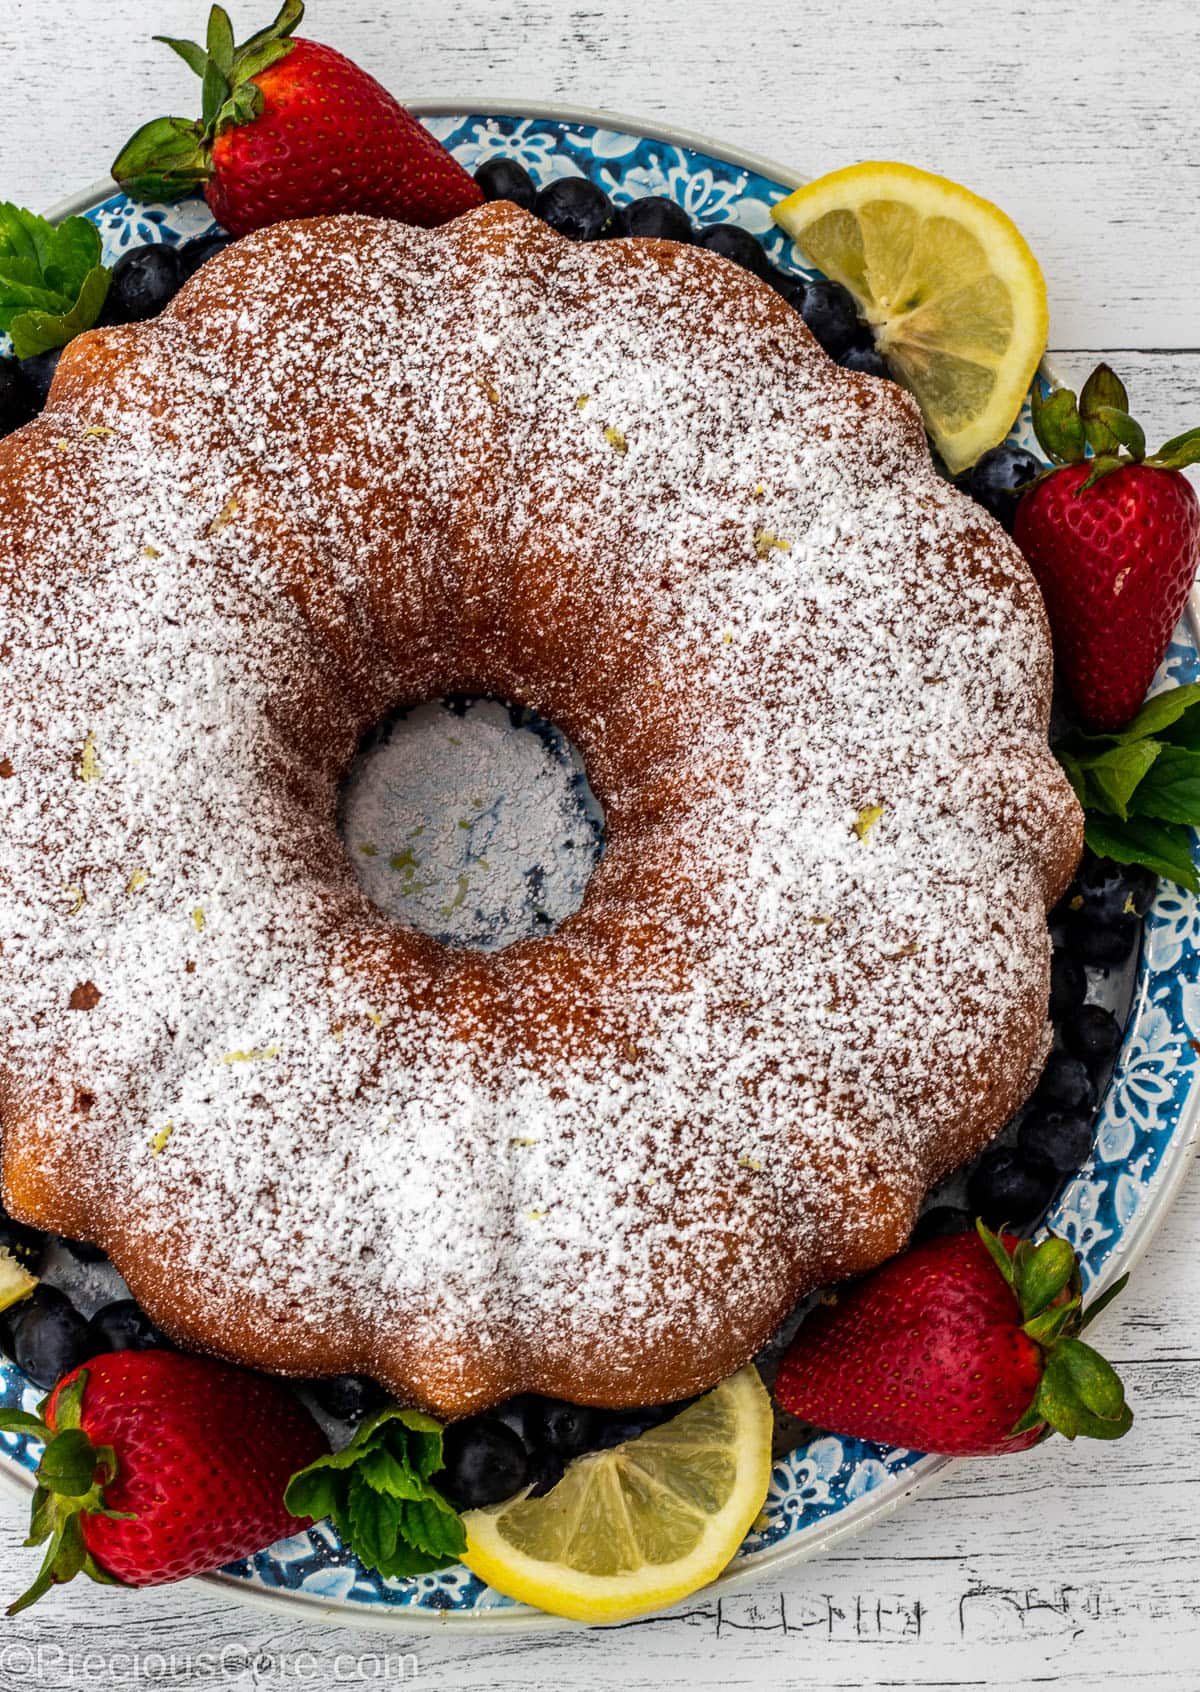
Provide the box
[112,2,483,237]
[775,1223,1132,1457]
[0,1350,328,1612]
[1013,363,1200,730]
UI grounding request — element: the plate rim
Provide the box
[18,98,1200,1636]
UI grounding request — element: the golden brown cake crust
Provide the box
[0,203,1081,1414]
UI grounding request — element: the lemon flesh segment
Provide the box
[0,1245,36,1315]
[772,161,1048,474]
[459,1364,773,1624]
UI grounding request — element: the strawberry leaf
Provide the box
[236,0,305,59]
[1015,1235,1077,1319]
[1149,427,1200,473]
[1083,814,1199,893]
[112,117,212,203]
[1090,405,1146,462]
[974,1219,1017,1292]
[1079,362,1129,420]
[1031,383,1087,465]
[1079,1272,1130,1332]
[207,5,236,77]
[153,35,209,77]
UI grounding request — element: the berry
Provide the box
[912,1204,974,1243]
[178,232,234,280]
[965,443,1042,532]
[533,177,615,242]
[309,1373,388,1423]
[1075,854,1157,922]
[1018,1109,1094,1176]
[114,31,484,239]
[1065,910,1139,967]
[695,223,770,279]
[767,268,805,305]
[615,196,692,243]
[795,278,861,358]
[0,360,36,437]
[535,1399,599,1458]
[440,1418,530,1509]
[1061,1003,1123,1068]
[87,1299,166,1355]
[839,340,890,380]
[1014,365,1200,730]
[1032,1051,1097,1115]
[966,1146,1058,1228]
[474,157,537,211]
[102,244,184,326]
[19,346,62,409]
[774,1224,1130,1456]
[53,1235,107,1266]
[0,1352,328,1605]
[1048,949,1087,1021]
[485,1393,543,1454]
[11,1296,93,1390]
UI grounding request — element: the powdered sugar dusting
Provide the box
[0,203,1080,1412]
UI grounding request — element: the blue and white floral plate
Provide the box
[4,105,1198,1633]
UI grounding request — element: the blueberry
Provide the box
[1018,1109,1094,1176]
[591,1399,690,1451]
[526,1449,568,1497]
[309,1373,388,1423]
[839,340,890,380]
[11,1297,92,1389]
[19,346,63,409]
[486,1393,543,1454]
[1065,910,1139,968]
[912,1204,974,1243]
[615,196,692,243]
[0,360,36,437]
[178,232,234,281]
[102,243,184,326]
[1061,1003,1123,1069]
[795,278,861,358]
[535,1399,599,1458]
[0,1213,46,1270]
[474,157,537,212]
[87,1298,165,1355]
[1048,949,1087,1022]
[53,1235,107,1266]
[533,178,615,242]
[767,267,805,306]
[440,1418,530,1509]
[1075,854,1157,922]
[965,443,1042,532]
[695,223,770,279]
[966,1146,1058,1228]
[1032,1051,1097,1115]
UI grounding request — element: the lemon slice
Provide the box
[772,161,1048,474]
[460,1364,773,1624]
[0,1245,36,1314]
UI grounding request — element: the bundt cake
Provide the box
[0,200,1082,1416]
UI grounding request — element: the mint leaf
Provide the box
[285,1403,465,1579]
[0,206,107,348]
[1127,746,1200,825]
[1070,739,1161,819]
[1083,815,1199,893]
[1103,681,1200,744]
[10,266,111,358]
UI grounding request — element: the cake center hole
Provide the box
[339,697,605,950]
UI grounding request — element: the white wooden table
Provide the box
[3,1,1199,1685]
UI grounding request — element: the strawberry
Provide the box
[1013,363,1200,731]
[111,2,483,238]
[0,1350,328,1612]
[774,1222,1132,1456]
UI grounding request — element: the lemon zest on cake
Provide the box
[191,906,205,932]
[126,868,149,894]
[77,732,101,783]
[853,804,885,841]
[63,883,85,915]
[150,1120,175,1156]
[221,1044,280,1064]
[604,425,628,454]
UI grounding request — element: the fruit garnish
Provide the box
[285,1404,466,1577]
[0,204,111,359]
[112,1,484,239]
[0,1245,37,1316]
[0,1351,328,1611]
[771,161,1048,474]
[457,1365,772,1624]
[1054,680,1200,892]
[1015,363,1200,735]
[775,1221,1131,1457]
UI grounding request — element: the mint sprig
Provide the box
[0,204,111,359]
[1055,681,1200,892]
[284,1405,466,1579]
